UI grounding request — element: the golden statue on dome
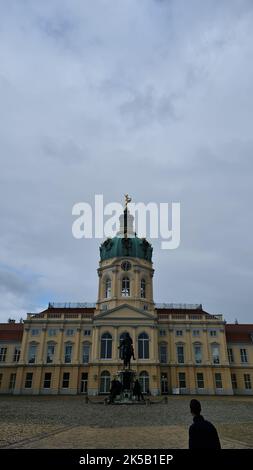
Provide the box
[124,194,132,208]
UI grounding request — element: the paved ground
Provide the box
[0,395,253,449]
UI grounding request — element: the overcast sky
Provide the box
[0,0,253,324]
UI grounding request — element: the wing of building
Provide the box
[1,208,253,396]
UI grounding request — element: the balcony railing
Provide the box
[158,313,223,321]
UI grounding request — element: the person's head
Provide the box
[190,399,201,416]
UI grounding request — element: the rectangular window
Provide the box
[176,330,183,337]
[231,373,237,389]
[159,330,166,336]
[82,344,90,364]
[227,348,234,363]
[240,349,248,363]
[25,373,33,388]
[0,347,7,362]
[31,329,40,336]
[179,372,186,388]
[28,344,37,363]
[194,345,202,364]
[211,344,220,364]
[43,372,52,389]
[9,373,16,390]
[46,344,55,363]
[244,374,252,390]
[64,344,72,363]
[159,344,167,364]
[66,329,75,336]
[193,330,200,337]
[62,372,70,388]
[215,373,223,389]
[84,330,91,336]
[197,373,204,389]
[13,347,20,362]
[48,329,57,337]
[177,345,184,364]
[210,330,217,337]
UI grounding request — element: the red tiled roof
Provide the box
[0,323,23,342]
[225,324,253,344]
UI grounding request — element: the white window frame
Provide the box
[240,348,248,363]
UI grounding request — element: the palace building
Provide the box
[0,206,253,396]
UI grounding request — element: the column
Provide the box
[168,328,174,363]
[19,327,29,364]
[113,327,118,360]
[92,326,99,361]
[38,327,47,363]
[97,269,103,302]
[132,327,137,364]
[112,267,118,299]
[57,327,64,364]
[134,267,140,299]
[151,326,156,361]
[203,328,210,364]
[149,270,154,303]
[186,328,193,364]
[74,328,81,363]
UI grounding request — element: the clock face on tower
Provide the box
[121,260,132,271]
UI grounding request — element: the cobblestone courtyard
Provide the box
[0,395,253,449]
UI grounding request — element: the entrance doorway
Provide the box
[80,372,88,394]
[161,373,168,394]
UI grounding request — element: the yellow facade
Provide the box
[1,214,253,396]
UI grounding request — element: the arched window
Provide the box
[100,371,111,394]
[121,277,130,297]
[100,332,112,359]
[159,343,167,364]
[138,332,149,359]
[82,342,90,364]
[140,279,146,298]
[139,371,149,394]
[46,342,56,363]
[105,278,112,298]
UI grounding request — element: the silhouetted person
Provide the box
[189,399,221,449]
[108,379,121,403]
[133,379,144,401]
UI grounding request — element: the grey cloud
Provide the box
[0,268,31,295]
[0,0,253,323]
[119,88,178,128]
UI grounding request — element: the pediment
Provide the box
[94,303,156,321]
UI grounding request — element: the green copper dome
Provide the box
[100,236,153,262]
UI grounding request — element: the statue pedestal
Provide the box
[119,369,135,391]
[116,369,136,403]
